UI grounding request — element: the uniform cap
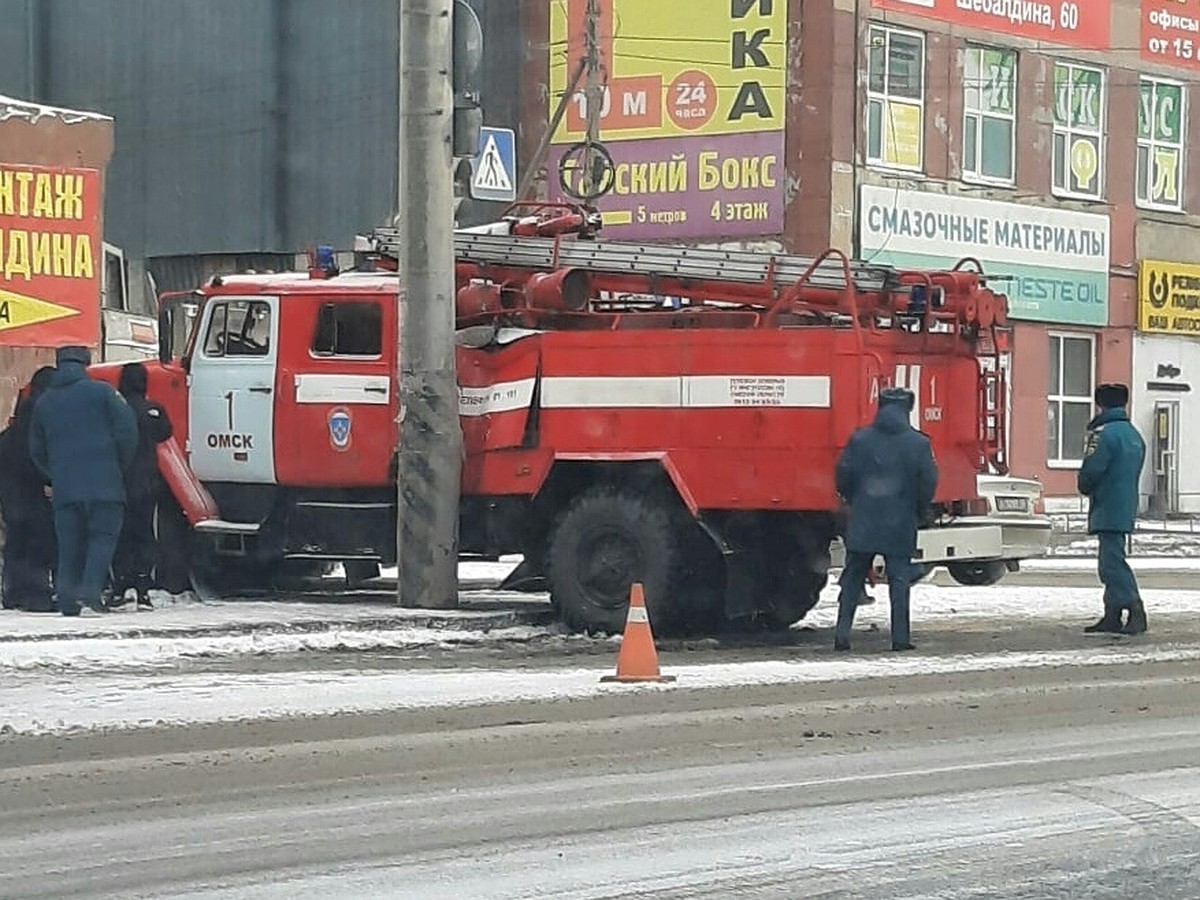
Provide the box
[880,387,915,411]
[55,345,91,366]
[1095,383,1129,409]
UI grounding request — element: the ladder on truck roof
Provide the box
[366,227,903,295]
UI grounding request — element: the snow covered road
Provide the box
[1,648,1197,899]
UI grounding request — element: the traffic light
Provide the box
[453,0,483,158]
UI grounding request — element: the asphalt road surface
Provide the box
[2,650,1198,899]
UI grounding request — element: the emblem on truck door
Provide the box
[328,407,352,451]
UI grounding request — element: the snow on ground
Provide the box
[2,643,1198,736]
[805,583,1199,629]
[0,625,558,671]
[1022,557,1200,572]
[1049,530,1200,558]
[0,582,1196,672]
[0,589,545,641]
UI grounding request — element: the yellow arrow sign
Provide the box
[0,288,80,333]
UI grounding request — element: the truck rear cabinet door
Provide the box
[277,297,395,487]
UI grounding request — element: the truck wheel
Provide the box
[946,560,1007,587]
[760,523,832,630]
[344,560,381,588]
[189,536,283,600]
[547,486,681,635]
[761,567,828,631]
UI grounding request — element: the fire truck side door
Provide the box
[188,296,280,484]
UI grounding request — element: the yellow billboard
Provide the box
[1139,260,1200,336]
[548,0,786,143]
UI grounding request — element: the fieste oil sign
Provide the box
[0,164,102,348]
[871,0,1111,50]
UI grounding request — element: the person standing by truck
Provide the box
[29,346,138,616]
[0,366,58,612]
[110,362,174,609]
[1078,383,1147,635]
[833,387,939,652]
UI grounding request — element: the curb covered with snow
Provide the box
[0,591,552,644]
[0,625,562,671]
[2,644,1198,736]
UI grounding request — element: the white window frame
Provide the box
[1047,331,1096,468]
[1051,61,1106,202]
[1137,76,1187,213]
[962,45,1017,186]
[866,24,926,174]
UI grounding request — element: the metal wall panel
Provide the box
[0,0,525,260]
[0,1,36,96]
[276,0,398,250]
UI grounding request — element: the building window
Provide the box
[1052,62,1105,200]
[867,25,925,172]
[312,301,383,357]
[1047,333,1095,465]
[1137,77,1185,211]
[963,46,1016,184]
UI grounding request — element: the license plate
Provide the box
[994,496,1028,513]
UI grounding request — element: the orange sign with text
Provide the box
[0,164,102,348]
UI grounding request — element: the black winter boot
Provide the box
[1123,601,1147,635]
[1084,609,1124,634]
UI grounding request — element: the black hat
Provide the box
[55,345,91,366]
[1095,383,1129,409]
[118,361,148,397]
[880,387,915,410]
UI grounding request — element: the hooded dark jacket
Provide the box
[29,349,138,507]
[835,393,939,557]
[118,363,173,502]
[0,367,55,516]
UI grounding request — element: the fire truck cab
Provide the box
[92,205,1018,634]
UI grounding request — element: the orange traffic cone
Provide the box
[600,583,676,684]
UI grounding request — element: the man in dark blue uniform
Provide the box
[1078,383,1147,635]
[29,346,138,616]
[833,387,939,652]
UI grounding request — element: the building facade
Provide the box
[528,0,1200,502]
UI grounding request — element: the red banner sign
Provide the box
[872,0,1112,50]
[1142,1,1200,69]
[0,164,102,348]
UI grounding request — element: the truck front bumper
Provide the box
[829,516,1052,568]
[948,515,1054,562]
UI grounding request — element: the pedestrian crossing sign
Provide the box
[470,126,516,203]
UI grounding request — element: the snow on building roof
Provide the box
[0,94,111,125]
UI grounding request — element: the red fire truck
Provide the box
[91,203,1012,634]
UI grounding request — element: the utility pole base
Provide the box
[397,370,463,609]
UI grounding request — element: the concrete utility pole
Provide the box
[516,57,585,201]
[396,0,462,609]
[581,0,604,197]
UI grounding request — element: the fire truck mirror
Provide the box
[158,305,175,365]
